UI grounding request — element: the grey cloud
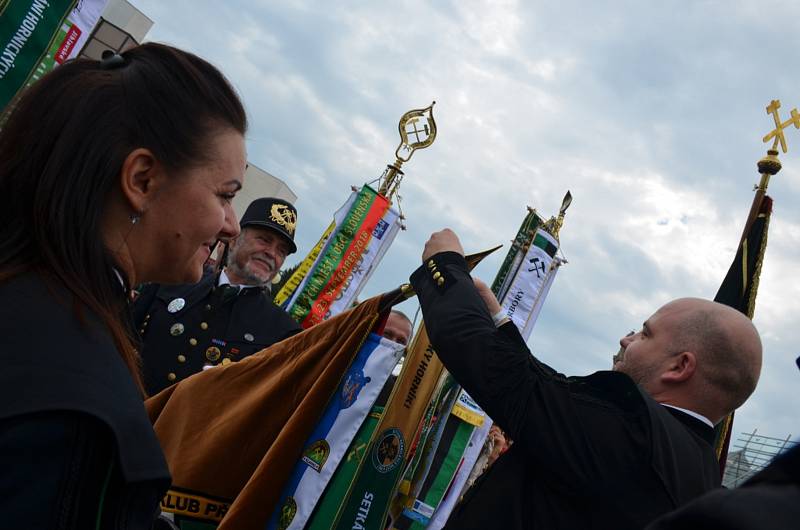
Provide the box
[135,0,800,443]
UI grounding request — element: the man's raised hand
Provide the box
[421,229,465,261]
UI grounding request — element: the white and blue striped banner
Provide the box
[266,332,403,530]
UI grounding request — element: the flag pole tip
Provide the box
[757,150,782,176]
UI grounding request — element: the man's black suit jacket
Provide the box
[647,444,800,529]
[410,252,720,530]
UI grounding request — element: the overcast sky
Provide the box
[133,0,800,447]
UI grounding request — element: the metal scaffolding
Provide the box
[722,429,798,488]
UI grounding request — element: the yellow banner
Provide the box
[274,220,336,306]
[451,403,485,427]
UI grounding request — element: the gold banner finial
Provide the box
[379,102,438,198]
[395,101,437,164]
[754,100,792,194]
[762,99,800,154]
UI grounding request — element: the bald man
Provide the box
[411,229,762,530]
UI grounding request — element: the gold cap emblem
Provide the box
[270,203,297,236]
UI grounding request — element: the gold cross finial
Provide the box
[762,99,800,153]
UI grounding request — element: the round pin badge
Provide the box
[205,346,221,362]
[170,323,185,336]
[167,298,185,313]
[244,333,254,342]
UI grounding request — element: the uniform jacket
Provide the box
[134,270,301,395]
[647,444,800,530]
[0,272,170,529]
[410,252,720,530]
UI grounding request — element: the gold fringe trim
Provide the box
[746,212,771,319]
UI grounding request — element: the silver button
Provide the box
[167,298,186,313]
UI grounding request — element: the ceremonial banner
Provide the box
[501,229,559,333]
[274,220,337,306]
[426,420,493,530]
[390,393,487,529]
[146,296,385,530]
[328,249,497,530]
[281,193,358,309]
[330,325,445,530]
[714,195,772,472]
[327,205,401,317]
[267,333,404,530]
[398,374,460,501]
[285,186,391,328]
[0,0,108,111]
[714,196,771,330]
[491,209,543,300]
[392,375,461,527]
[306,407,383,530]
[405,219,563,529]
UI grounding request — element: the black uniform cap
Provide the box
[240,197,298,254]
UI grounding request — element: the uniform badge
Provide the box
[270,203,297,236]
[301,440,330,472]
[278,496,297,530]
[372,428,405,474]
[167,298,185,313]
[170,323,185,336]
[244,333,254,342]
[205,346,221,362]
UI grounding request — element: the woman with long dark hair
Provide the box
[0,43,248,528]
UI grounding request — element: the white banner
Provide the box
[521,256,562,340]
[62,0,108,64]
[501,229,559,339]
[266,333,403,530]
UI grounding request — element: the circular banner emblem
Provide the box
[372,428,405,474]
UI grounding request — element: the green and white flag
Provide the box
[1,0,108,111]
[401,210,565,530]
[425,420,493,530]
[501,229,561,336]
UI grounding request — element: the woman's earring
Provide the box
[130,212,141,225]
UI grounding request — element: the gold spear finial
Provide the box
[543,191,572,240]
